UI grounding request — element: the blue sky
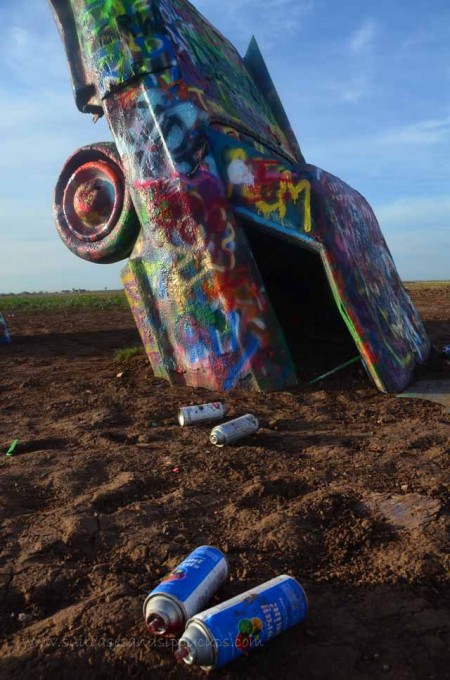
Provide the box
[0,0,449,293]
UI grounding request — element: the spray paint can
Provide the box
[175,575,308,670]
[144,546,228,637]
[210,415,259,447]
[178,402,227,427]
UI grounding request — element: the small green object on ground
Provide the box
[308,356,361,385]
[6,440,19,457]
[114,346,142,361]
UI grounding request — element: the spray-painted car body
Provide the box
[0,312,10,345]
[49,0,430,392]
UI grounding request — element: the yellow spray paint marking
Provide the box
[227,149,312,233]
[188,87,209,110]
[229,148,248,162]
[255,174,312,233]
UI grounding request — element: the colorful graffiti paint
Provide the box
[0,312,10,345]
[49,0,430,393]
[209,131,430,392]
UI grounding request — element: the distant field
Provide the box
[0,290,127,312]
[405,281,450,289]
[0,282,448,312]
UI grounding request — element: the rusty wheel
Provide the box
[54,143,140,263]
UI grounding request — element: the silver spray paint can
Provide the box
[143,546,228,637]
[175,575,308,670]
[210,415,259,447]
[178,402,227,427]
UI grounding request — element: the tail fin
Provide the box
[244,36,305,164]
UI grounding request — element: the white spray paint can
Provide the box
[210,415,259,447]
[178,402,227,427]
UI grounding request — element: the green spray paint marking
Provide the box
[308,356,361,386]
[6,440,18,457]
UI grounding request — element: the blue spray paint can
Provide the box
[175,575,308,669]
[143,546,228,637]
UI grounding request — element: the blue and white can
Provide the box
[144,546,228,637]
[176,575,308,669]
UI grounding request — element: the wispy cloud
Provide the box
[378,116,450,146]
[11,26,29,49]
[375,197,450,280]
[310,114,450,170]
[339,75,372,103]
[401,19,450,51]
[195,0,315,51]
[376,196,450,228]
[325,19,379,105]
[1,22,67,89]
[348,19,377,53]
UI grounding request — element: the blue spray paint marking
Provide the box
[223,332,260,390]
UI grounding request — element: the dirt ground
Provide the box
[0,284,448,680]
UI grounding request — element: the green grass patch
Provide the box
[114,346,143,361]
[0,290,128,312]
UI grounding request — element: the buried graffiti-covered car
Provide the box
[49,0,430,393]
